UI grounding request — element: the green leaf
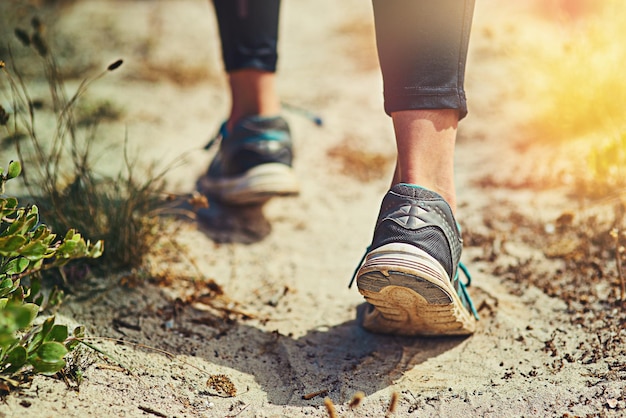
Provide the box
[24,277,40,303]
[0,334,19,352]
[40,317,55,337]
[0,304,36,349]
[10,303,38,330]
[29,341,68,375]
[0,278,18,298]
[7,161,21,179]
[4,197,17,208]
[45,325,68,343]
[66,326,85,350]
[0,235,26,254]
[1,258,29,276]
[89,240,104,258]
[30,225,52,242]
[5,213,26,236]
[37,341,69,359]
[56,240,77,257]
[28,258,44,272]
[0,197,18,214]
[27,317,54,354]
[18,241,48,260]
[7,286,24,304]
[2,345,27,374]
[0,278,14,290]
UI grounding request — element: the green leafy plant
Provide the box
[0,160,102,389]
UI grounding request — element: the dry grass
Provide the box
[0,20,187,279]
[326,135,393,182]
[464,201,626,382]
[127,61,219,87]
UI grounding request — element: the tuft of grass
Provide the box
[0,20,180,277]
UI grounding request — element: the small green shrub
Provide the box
[0,161,102,388]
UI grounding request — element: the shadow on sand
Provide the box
[89,285,470,407]
[195,199,272,244]
[185,303,470,405]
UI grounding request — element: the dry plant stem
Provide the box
[228,404,250,417]
[1,60,45,186]
[613,229,626,300]
[385,391,399,417]
[74,338,133,374]
[324,397,338,418]
[349,391,365,408]
[302,389,328,400]
[137,405,167,418]
[77,337,214,379]
[3,46,124,221]
[204,302,258,319]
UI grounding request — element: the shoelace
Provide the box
[457,262,480,320]
[348,247,480,321]
[348,246,370,289]
[203,121,228,150]
[204,102,323,151]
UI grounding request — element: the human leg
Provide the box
[354,0,478,336]
[227,70,281,132]
[204,0,297,204]
[391,109,459,212]
[212,0,282,128]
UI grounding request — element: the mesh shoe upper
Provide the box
[370,183,462,284]
[353,183,479,334]
[207,115,294,179]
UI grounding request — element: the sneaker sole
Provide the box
[200,163,299,205]
[356,243,476,336]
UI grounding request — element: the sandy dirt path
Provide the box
[1,1,624,417]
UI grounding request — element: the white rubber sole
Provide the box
[356,243,476,336]
[200,163,299,205]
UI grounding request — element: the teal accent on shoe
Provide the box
[241,130,290,143]
[204,121,228,150]
[349,246,370,289]
[281,101,324,126]
[398,183,428,190]
[455,222,479,320]
[456,262,480,320]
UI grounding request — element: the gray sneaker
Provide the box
[353,183,478,336]
[200,115,299,205]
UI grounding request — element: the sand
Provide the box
[1,1,624,417]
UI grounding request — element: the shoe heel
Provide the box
[200,163,299,205]
[356,243,476,336]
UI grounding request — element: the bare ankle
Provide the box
[228,69,281,129]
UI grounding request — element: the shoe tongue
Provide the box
[391,183,442,200]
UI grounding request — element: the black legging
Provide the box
[212,0,474,119]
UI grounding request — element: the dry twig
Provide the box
[302,389,328,400]
[611,228,626,300]
[324,397,338,418]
